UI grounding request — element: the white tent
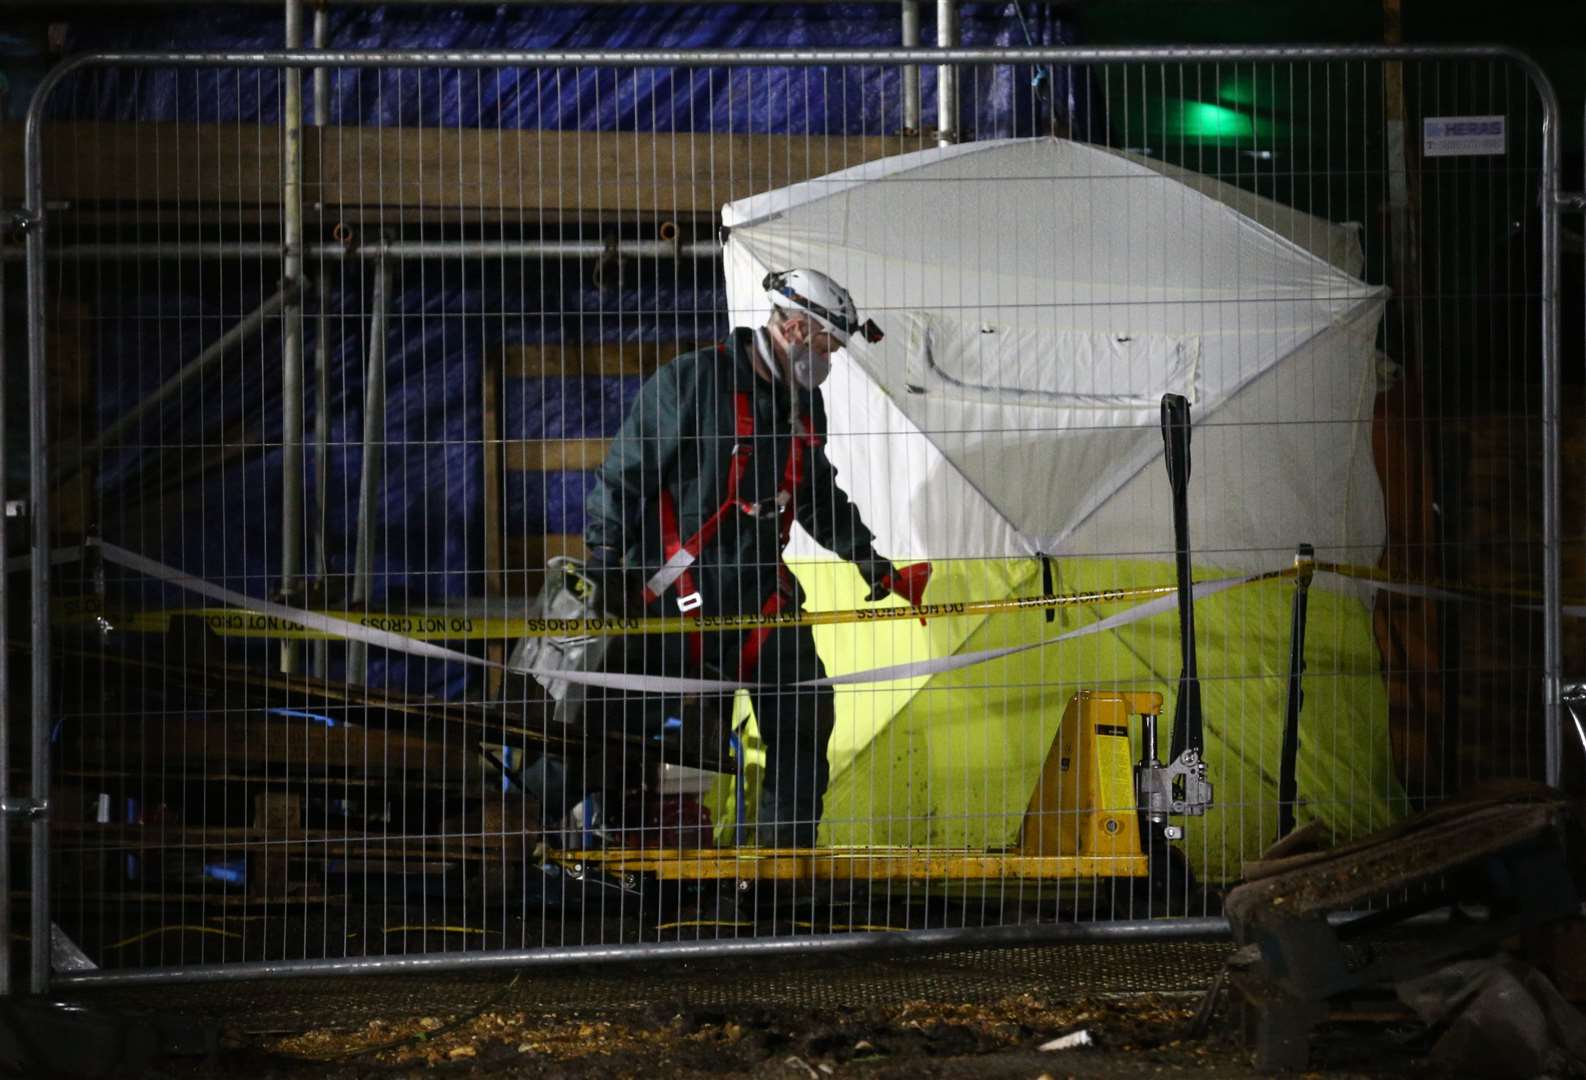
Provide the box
[718,137,1405,880]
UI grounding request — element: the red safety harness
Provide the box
[642,388,820,677]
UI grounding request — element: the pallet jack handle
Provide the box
[1136,395,1214,833]
[1161,393,1203,762]
[1277,543,1315,839]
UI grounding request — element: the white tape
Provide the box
[91,541,1252,694]
[1567,699,1586,758]
[812,573,1255,687]
[95,541,779,691]
[94,542,1573,699]
[1325,570,1585,620]
[5,545,88,573]
[537,571,1257,693]
[96,541,500,670]
[1330,573,1470,605]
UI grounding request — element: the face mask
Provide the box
[786,339,833,389]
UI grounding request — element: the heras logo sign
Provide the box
[1438,120,1502,136]
[1423,115,1507,157]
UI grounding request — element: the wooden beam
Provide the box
[1,122,284,208]
[4,122,931,217]
[35,889,334,909]
[501,534,590,599]
[55,643,566,743]
[73,716,476,775]
[505,533,588,567]
[503,437,611,472]
[49,823,533,857]
[496,340,700,378]
[482,354,506,696]
[48,299,95,541]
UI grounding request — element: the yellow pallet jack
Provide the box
[549,394,1216,898]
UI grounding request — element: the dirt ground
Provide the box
[181,992,1420,1079]
[63,941,1442,1079]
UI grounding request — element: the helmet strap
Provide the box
[752,326,782,383]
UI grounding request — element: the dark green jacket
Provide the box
[584,329,880,616]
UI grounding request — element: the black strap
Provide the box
[1161,393,1204,762]
[1277,543,1314,839]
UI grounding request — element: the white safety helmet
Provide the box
[763,268,884,346]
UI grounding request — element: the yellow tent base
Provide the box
[551,846,1148,883]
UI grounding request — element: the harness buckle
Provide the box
[741,491,791,520]
[676,591,703,614]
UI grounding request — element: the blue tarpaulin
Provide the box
[54,3,1071,137]
[24,4,1076,698]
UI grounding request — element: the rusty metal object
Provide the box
[1217,796,1579,1072]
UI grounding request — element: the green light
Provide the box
[1217,76,1257,107]
[1174,100,1255,138]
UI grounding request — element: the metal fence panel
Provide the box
[16,46,1566,987]
[0,99,11,999]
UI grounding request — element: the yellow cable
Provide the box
[838,924,913,933]
[791,920,912,933]
[654,919,754,930]
[103,925,241,950]
[381,924,495,936]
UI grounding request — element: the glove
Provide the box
[584,546,645,617]
[859,558,933,609]
[856,556,898,603]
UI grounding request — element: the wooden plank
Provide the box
[505,533,589,570]
[1445,396,1586,794]
[504,438,611,472]
[483,363,504,593]
[59,768,387,786]
[497,340,700,378]
[253,792,302,832]
[34,890,334,909]
[316,126,930,216]
[1,122,284,207]
[55,643,579,748]
[500,533,589,598]
[49,823,534,857]
[1381,0,1424,375]
[48,299,95,540]
[482,354,506,697]
[4,122,931,216]
[73,716,475,775]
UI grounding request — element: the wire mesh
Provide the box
[78,940,1238,1026]
[13,47,1570,985]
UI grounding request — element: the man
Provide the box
[581,268,927,848]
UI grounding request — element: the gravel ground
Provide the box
[64,940,1439,1078]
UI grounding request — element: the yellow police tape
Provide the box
[51,558,1545,644]
[50,567,1304,642]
